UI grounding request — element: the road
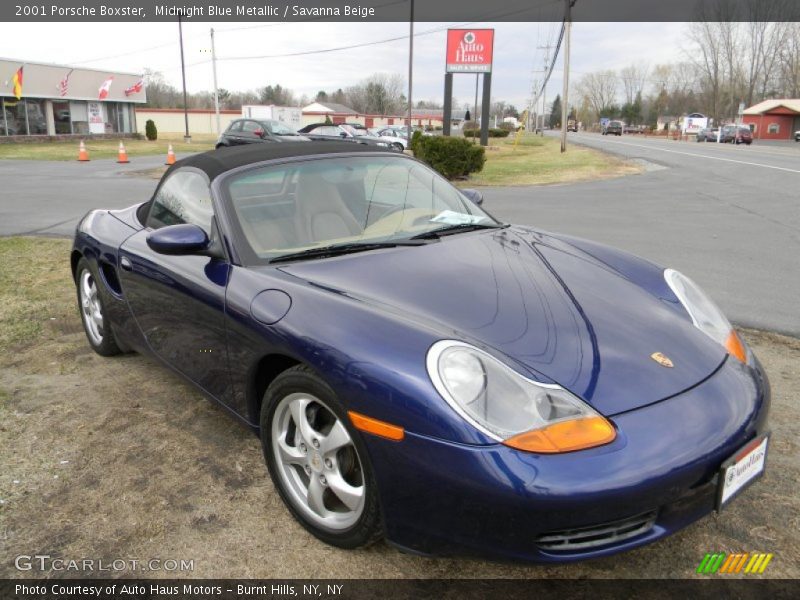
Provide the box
[0,135,797,334]
[486,132,800,336]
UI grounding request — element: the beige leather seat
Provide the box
[294,174,363,244]
[239,218,293,254]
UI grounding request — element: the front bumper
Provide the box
[364,356,770,562]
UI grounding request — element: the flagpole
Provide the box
[211,27,221,135]
[178,10,191,143]
[406,0,414,142]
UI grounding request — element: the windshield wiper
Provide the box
[270,240,427,264]
[410,222,509,240]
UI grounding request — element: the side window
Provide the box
[147,170,214,232]
[227,121,243,132]
[242,121,262,133]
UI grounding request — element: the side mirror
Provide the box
[461,188,484,206]
[147,224,210,255]
[339,131,349,138]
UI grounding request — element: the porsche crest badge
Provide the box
[650,352,674,368]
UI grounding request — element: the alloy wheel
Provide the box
[79,269,104,345]
[271,392,365,531]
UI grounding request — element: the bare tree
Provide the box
[574,70,619,120]
[778,22,800,97]
[620,64,649,105]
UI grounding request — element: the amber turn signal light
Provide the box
[348,411,405,441]
[503,416,616,454]
[725,330,747,363]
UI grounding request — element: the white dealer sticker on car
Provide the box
[719,436,768,507]
[430,211,485,225]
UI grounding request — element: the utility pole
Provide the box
[178,11,191,143]
[560,0,574,153]
[210,27,221,135]
[537,43,555,132]
[473,74,479,125]
[407,0,414,142]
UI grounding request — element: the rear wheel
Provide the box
[261,365,382,548]
[392,142,404,152]
[75,258,121,356]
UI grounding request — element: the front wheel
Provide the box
[75,258,121,356]
[392,142,404,152]
[261,365,382,548]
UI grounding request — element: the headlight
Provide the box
[426,341,616,453]
[664,268,747,363]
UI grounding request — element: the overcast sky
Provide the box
[3,21,688,110]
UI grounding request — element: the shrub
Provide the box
[463,128,510,138]
[413,136,485,180]
[144,119,157,141]
[409,130,423,154]
[461,120,479,131]
[498,122,516,131]
[434,125,443,131]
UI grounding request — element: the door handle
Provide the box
[120,256,132,271]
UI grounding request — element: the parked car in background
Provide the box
[696,127,719,142]
[794,129,799,142]
[217,119,309,149]
[371,127,409,151]
[298,123,394,150]
[602,120,623,136]
[720,125,753,145]
[567,120,578,132]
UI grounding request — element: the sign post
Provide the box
[443,29,494,145]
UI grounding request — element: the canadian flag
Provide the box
[98,76,114,100]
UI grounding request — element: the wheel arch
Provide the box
[247,353,302,427]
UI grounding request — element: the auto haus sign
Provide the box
[446,29,494,73]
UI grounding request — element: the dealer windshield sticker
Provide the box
[430,210,486,225]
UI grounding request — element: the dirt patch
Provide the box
[1,237,798,579]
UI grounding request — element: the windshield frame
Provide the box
[212,152,501,267]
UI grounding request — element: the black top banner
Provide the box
[4,0,800,22]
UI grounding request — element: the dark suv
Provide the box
[602,120,623,136]
[216,119,309,149]
[720,125,753,145]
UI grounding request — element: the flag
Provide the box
[98,76,114,100]
[58,69,73,97]
[12,66,23,99]
[124,79,143,96]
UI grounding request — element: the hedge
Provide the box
[463,128,511,138]
[412,135,486,180]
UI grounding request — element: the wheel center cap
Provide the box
[310,451,323,473]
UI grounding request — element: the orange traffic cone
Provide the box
[77,140,90,161]
[165,144,176,166]
[117,141,130,164]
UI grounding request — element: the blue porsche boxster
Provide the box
[71,141,770,562]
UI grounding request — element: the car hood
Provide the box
[278,227,726,416]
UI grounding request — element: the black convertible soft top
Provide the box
[168,141,384,182]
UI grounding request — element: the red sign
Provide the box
[446,29,494,73]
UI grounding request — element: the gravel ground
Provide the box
[1,240,798,579]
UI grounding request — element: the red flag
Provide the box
[124,79,143,96]
[98,76,114,99]
[58,69,73,97]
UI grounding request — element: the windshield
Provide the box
[224,155,499,264]
[263,120,299,135]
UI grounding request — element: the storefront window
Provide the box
[53,101,71,134]
[70,101,89,134]
[25,99,48,134]
[2,97,27,135]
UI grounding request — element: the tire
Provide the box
[260,365,382,549]
[392,143,404,152]
[75,258,121,357]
